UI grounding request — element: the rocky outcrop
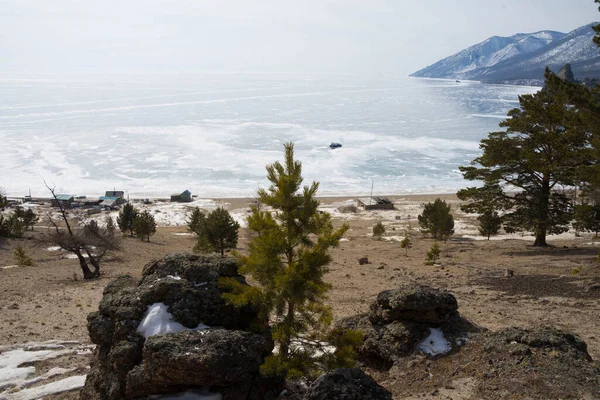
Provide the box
[81,253,275,400]
[557,63,576,82]
[368,286,458,325]
[337,285,479,369]
[304,368,392,400]
[471,326,600,399]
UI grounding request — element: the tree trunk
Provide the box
[280,302,295,358]
[76,252,96,279]
[88,255,101,277]
[533,177,550,247]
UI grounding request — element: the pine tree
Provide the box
[459,70,593,246]
[187,206,206,234]
[14,245,34,267]
[0,187,7,210]
[193,207,239,255]
[457,181,508,240]
[133,210,156,242]
[372,221,385,240]
[400,234,412,256]
[117,202,138,237]
[220,143,357,379]
[477,210,502,240]
[105,215,116,236]
[426,242,441,265]
[418,198,454,241]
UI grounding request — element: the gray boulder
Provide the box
[337,285,477,368]
[304,368,392,400]
[126,329,273,398]
[80,253,275,400]
[369,285,458,325]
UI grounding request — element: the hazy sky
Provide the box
[0,0,598,76]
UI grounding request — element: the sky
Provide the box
[0,0,598,76]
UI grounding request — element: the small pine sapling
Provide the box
[13,245,34,267]
[117,202,138,237]
[372,221,385,240]
[133,210,156,242]
[187,206,206,234]
[400,234,412,256]
[105,215,116,236]
[426,241,441,265]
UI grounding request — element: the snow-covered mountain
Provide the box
[410,23,600,84]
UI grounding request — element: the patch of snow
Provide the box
[418,328,452,356]
[137,303,210,338]
[194,282,208,287]
[0,341,91,398]
[166,275,182,280]
[9,375,87,400]
[339,238,350,242]
[383,235,405,242]
[173,232,194,236]
[583,242,600,245]
[45,246,61,251]
[65,253,93,259]
[148,389,222,400]
[1,265,19,270]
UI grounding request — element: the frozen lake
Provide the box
[0,73,538,198]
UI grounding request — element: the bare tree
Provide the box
[43,183,120,279]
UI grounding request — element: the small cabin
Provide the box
[105,190,125,204]
[170,189,193,203]
[99,196,119,208]
[51,194,75,208]
[356,197,395,211]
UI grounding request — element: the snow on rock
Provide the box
[137,303,210,338]
[148,389,222,399]
[418,328,452,356]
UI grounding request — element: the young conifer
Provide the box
[117,202,138,237]
[220,143,359,379]
[133,210,156,242]
[372,221,385,240]
[400,234,412,256]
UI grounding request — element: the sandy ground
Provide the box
[1,194,599,399]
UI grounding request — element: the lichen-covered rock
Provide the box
[471,326,600,399]
[125,329,273,398]
[337,285,477,369]
[369,285,458,325]
[80,253,275,400]
[304,368,392,400]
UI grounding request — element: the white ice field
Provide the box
[0,74,538,199]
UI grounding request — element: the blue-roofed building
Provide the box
[99,196,119,208]
[51,194,75,208]
[105,190,125,204]
[170,189,192,203]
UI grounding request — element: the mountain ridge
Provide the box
[410,23,600,85]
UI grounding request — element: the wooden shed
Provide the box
[356,197,395,210]
[170,189,193,203]
[51,194,75,208]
